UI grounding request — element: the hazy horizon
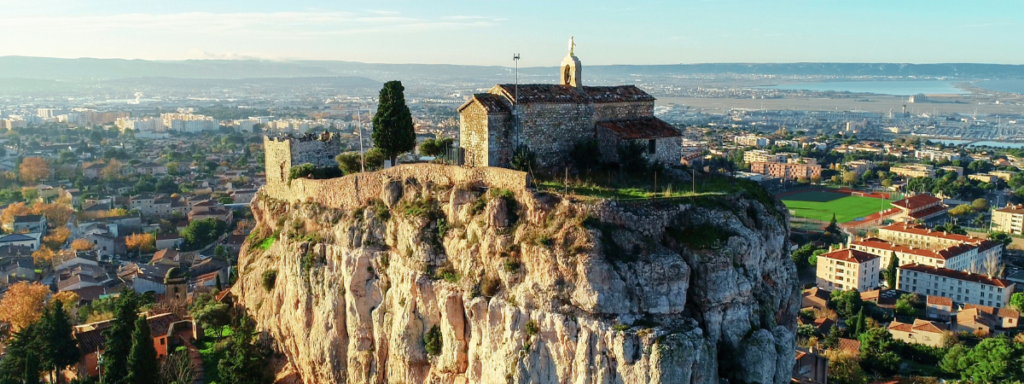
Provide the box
[3,0,1023,66]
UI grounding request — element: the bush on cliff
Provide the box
[261,270,277,292]
[424,324,442,356]
[289,163,343,181]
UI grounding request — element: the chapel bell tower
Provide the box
[560,36,582,88]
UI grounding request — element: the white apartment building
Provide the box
[743,149,786,164]
[850,237,985,272]
[992,204,1024,235]
[115,117,165,133]
[161,113,220,133]
[898,264,1013,308]
[816,248,881,292]
[915,148,961,162]
[890,164,935,178]
[734,135,770,148]
[873,223,1003,272]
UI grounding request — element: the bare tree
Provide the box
[159,349,197,384]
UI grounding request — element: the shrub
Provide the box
[525,321,538,337]
[261,269,278,291]
[570,138,602,170]
[480,276,500,297]
[503,260,521,273]
[289,163,343,181]
[372,200,391,221]
[616,141,648,173]
[424,324,442,356]
[510,145,536,172]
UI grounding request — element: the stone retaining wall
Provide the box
[263,163,530,210]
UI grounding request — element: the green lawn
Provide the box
[782,191,891,223]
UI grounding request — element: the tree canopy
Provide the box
[371,81,416,165]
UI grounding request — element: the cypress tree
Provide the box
[216,273,223,291]
[0,324,37,384]
[23,351,40,384]
[102,289,139,384]
[823,325,841,349]
[125,315,158,384]
[886,252,899,289]
[371,81,416,166]
[41,301,79,384]
[852,308,866,337]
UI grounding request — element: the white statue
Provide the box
[569,36,576,56]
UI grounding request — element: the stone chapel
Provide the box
[458,39,682,169]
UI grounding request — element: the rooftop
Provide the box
[819,248,878,264]
[899,263,1012,288]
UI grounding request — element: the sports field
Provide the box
[781,191,892,223]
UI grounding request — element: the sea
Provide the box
[931,139,1024,149]
[763,80,967,96]
[976,80,1024,95]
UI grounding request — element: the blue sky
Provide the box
[1,0,1022,65]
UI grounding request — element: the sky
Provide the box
[1,0,1022,66]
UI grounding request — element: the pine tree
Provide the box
[102,289,139,384]
[886,252,899,289]
[23,351,40,384]
[852,308,866,337]
[0,323,38,384]
[41,301,79,384]
[126,315,159,384]
[371,81,416,166]
[823,325,841,350]
[218,317,269,384]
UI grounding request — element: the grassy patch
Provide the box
[256,237,275,251]
[782,191,891,222]
[667,225,731,250]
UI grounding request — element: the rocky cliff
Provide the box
[235,168,800,384]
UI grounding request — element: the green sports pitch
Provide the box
[781,191,892,223]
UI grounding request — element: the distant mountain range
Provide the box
[2,56,1024,81]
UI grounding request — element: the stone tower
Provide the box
[164,267,187,302]
[560,36,582,88]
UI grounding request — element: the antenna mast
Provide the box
[514,53,521,147]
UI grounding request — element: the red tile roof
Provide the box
[963,303,1020,319]
[899,264,1012,288]
[819,248,879,264]
[927,295,953,307]
[75,313,181,354]
[890,194,942,210]
[838,338,861,355]
[490,84,656,104]
[596,117,681,140]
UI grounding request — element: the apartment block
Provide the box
[992,204,1024,235]
[890,164,935,179]
[816,248,880,292]
[897,264,1013,308]
[750,162,822,181]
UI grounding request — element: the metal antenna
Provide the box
[514,53,521,147]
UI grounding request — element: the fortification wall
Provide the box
[263,163,530,210]
[264,137,293,189]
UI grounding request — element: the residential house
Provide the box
[838,338,861,358]
[0,233,41,251]
[188,200,234,223]
[150,249,182,267]
[962,303,1019,330]
[802,287,830,310]
[991,203,1024,235]
[12,214,46,234]
[888,319,948,348]
[926,296,954,321]
[72,313,190,378]
[119,263,174,294]
[793,349,829,384]
[0,257,35,285]
[954,307,999,336]
[155,234,182,250]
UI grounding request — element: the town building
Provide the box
[991,170,1015,181]
[962,303,1019,331]
[849,235,998,273]
[887,319,947,348]
[886,195,948,223]
[954,307,999,336]
[11,214,46,233]
[968,173,998,183]
[991,203,1024,235]
[926,295,954,321]
[458,41,681,168]
[874,223,1002,271]
[72,313,199,379]
[734,134,770,148]
[815,248,880,292]
[749,161,822,181]
[897,264,1013,308]
[845,160,875,176]
[890,164,935,179]
[940,166,964,177]
[743,149,786,164]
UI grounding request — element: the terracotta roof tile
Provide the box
[899,264,1012,288]
[927,295,953,307]
[596,117,681,140]
[819,248,879,264]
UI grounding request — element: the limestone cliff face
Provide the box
[235,174,800,384]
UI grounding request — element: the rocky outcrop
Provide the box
[235,169,800,384]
